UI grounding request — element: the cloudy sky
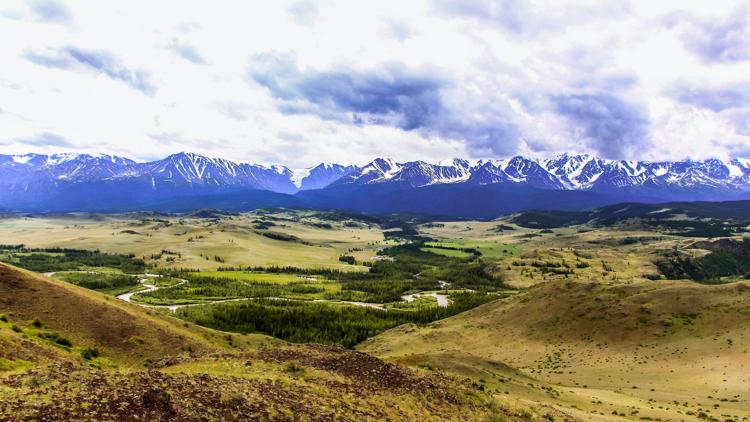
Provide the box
[1,0,749,168]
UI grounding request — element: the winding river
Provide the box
[113,274,451,312]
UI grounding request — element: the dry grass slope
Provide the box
[0,262,523,421]
[361,279,750,421]
[0,212,384,271]
[0,263,271,366]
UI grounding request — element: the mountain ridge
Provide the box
[4,151,750,193]
[3,151,750,215]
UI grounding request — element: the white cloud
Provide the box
[0,0,749,167]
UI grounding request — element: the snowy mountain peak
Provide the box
[2,153,750,201]
[293,162,357,190]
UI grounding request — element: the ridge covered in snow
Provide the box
[333,154,750,192]
[2,152,750,198]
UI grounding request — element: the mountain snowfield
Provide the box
[2,151,750,213]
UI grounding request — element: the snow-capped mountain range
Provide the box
[2,151,750,213]
[332,154,750,192]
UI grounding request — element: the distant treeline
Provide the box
[176,292,496,348]
[55,272,140,291]
[0,245,145,273]
[135,276,325,305]
[216,265,345,275]
[426,244,481,257]
[657,238,750,282]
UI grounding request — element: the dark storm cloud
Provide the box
[249,52,522,155]
[441,116,521,156]
[670,82,750,112]
[27,0,72,24]
[24,47,155,94]
[250,53,445,131]
[553,93,650,159]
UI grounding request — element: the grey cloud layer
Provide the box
[169,39,207,64]
[553,94,650,159]
[251,54,444,130]
[4,1,750,164]
[10,132,74,147]
[25,47,155,94]
[27,0,72,24]
[250,52,662,158]
[671,8,750,63]
[431,0,630,35]
[671,83,750,112]
[250,53,522,155]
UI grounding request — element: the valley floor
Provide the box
[2,208,750,420]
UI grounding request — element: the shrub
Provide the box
[338,255,356,265]
[221,392,246,408]
[24,375,49,388]
[258,231,301,242]
[283,362,305,376]
[81,347,100,360]
[39,332,72,347]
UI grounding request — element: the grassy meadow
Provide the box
[0,210,385,271]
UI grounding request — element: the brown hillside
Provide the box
[0,263,539,421]
[361,279,750,421]
[0,263,270,366]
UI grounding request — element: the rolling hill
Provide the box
[0,263,267,366]
[509,199,750,230]
[0,263,517,421]
[359,278,750,421]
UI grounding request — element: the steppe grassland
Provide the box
[420,218,692,288]
[418,246,474,258]
[361,278,750,422]
[0,211,708,294]
[4,209,750,420]
[0,211,385,270]
[356,217,750,421]
[0,264,500,421]
[188,270,343,299]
